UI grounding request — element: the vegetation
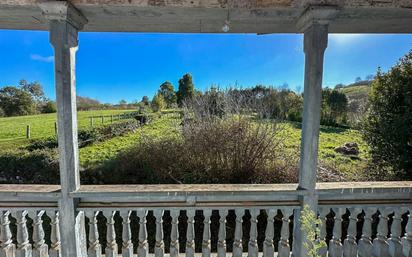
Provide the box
[300,205,326,257]
[151,94,166,112]
[362,50,412,179]
[2,51,412,184]
[177,73,195,105]
[0,109,136,151]
[158,81,177,107]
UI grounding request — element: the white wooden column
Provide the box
[39,2,87,257]
[293,6,336,257]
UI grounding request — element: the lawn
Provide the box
[79,114,369,180]
[0,109,136,150]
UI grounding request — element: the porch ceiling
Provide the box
[0,0,412,33]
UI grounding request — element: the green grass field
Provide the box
[0,109,136,150]
[0,111,369,180]
[79,114,369,180]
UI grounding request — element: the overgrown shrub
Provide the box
[93,94,299,184]
[26,136,58,151]
[0,149,59,184]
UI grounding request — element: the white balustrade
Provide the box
[343,208,361,257]
[103,210,118,257]
[278,208,293,257]
[29,210,48,257]
[14,210,32,257]
[358,208,377,257]
[263,209,276,257]
[329,208,345,257]
[121,210,133,257]
[85,210,102,257]
[186,209,196,257]
[0,211,15,257]
[137,210,149,257]
[154,209,164,257]
[217,209,228,257]
[0,183,411,257]
[202,209,212,257]
[373,208,391,257]
[248,209,259,257]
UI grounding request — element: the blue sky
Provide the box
[0,30,411,104]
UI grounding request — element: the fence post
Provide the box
[101,116,104,124]
[54,121,58,136]
[90,117,93,127]
[26,125,30,139]
[110,115,113,123]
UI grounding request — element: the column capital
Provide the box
[38,1,87,30]
[297,5,339,33]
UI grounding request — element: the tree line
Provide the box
[144,73,349,127]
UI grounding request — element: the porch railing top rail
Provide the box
[1,181,411,209]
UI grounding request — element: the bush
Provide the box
[362,50,412,179]
[93,96,299,184]
[41,101,57,113]
[151,94,166,112]
[26,137,58,151]
[0,149,59,184]
[27,120,141,150]
[78,128,101,147]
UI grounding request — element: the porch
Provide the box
[1,0,412,257]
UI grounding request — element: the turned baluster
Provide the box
[12,210,32,257]
[343,208,361,257]
[389,209,405,257]
[248,209,259,257]
[85,211,101,257]
[373,208,391,257]
[202,209,212,257]
[28,210,48,257]
[154,209,165,257]
[103,210,118,257]
[137,210,149,257]
[329,208,345,257]
[217,209,228,257]
[402,208,412,257]
[0,210,15,257]
[278,208,293,257]
[47,211,61,257]
[186,209,195,257]
[232,209,244,257]
[170,210,180,257]
[318,208,330,257]
[358,208,376,257]
[120,210,133,257]
[263,209,276,257]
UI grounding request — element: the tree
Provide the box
[158,81,177,107]
[177,73,195,105]
[151,94,166,112]
[355,76,362,83]
[362,50,412,179]
[141,96,149,105]
[77,96,101,111]
[365,74,375,81]
[19,80,46,103]
[0,86,36,116]
[321,89,348,126]
[41,100,57,113]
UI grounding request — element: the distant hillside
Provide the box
[336,80,372,126]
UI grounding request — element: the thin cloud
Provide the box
[30,54,54,63]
